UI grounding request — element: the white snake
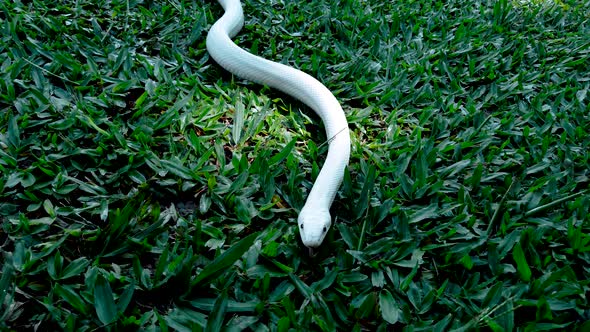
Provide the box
[207,0,350,249]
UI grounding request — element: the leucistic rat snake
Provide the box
[206,0,351,251]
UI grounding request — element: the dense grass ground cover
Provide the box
[1,0,589,330]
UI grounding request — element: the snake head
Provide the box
[297,208,331,249]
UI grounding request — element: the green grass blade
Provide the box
[191,232,259,287]
[94,274,118,325]
[512,242,532,282]
[205,290,228,332]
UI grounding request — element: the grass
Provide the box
[1,0,589,330]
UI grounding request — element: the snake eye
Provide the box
[322,226,327,233]
[300,224,304,230]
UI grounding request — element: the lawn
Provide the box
[1,0,589,330]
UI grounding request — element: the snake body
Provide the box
[207,0,350,249]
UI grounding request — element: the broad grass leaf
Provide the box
[482,282,504,308]
[154,245,170,282]
[94,274,118,325]
[419,289,437,314]
[460,254,473,270]
[408,205,438,224]
[49,117,76,130]
[112,47,129,73]
[414,148,428,186]
[155,311,169,332]
[269,138,296,166]
[60,257,89,280]
[407,283,425,313]
[536,297,552,320]
[512,242,531,282]
[75,112,110,137]
[437,159,471,178]
[0,148,17,167]
[280,296,297,327]
[311,268,338,292]
[4,173,20,188]
[400,263,419,291]
[495,299,514,331]
[433,314,452,332]
[379,289,400,324]
[191,232,259,287]
[0,266,14,322]
[117,281,135,313]
[498,231,521,258]
[336,223,358,249]
[189,298,259,313]
[469,163,483,188]
[38,235,68,260]
[164,307,207,331]
[354,164,377,219]
[54,283,88,315]
[47,250,63,280]
[128,170,147,184]
[536,266,576,295]
[20,172,35,187]
[288,273,313,298]
[355,292,377,319]
[7,114,20,149]
[155,88,195,130]
[160,157,195,180]
[225,316,259,330]
[340,271,369,283]
[268,281,295,302]
[376,198,394,224]
[232,100,245,144]
[488,244,500,275]
[0,264,14,298]
[277,317,290,332]
[99,200,109,222]
[371,270,385,288]
[43,199,55,218]
[205,290,228,332]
